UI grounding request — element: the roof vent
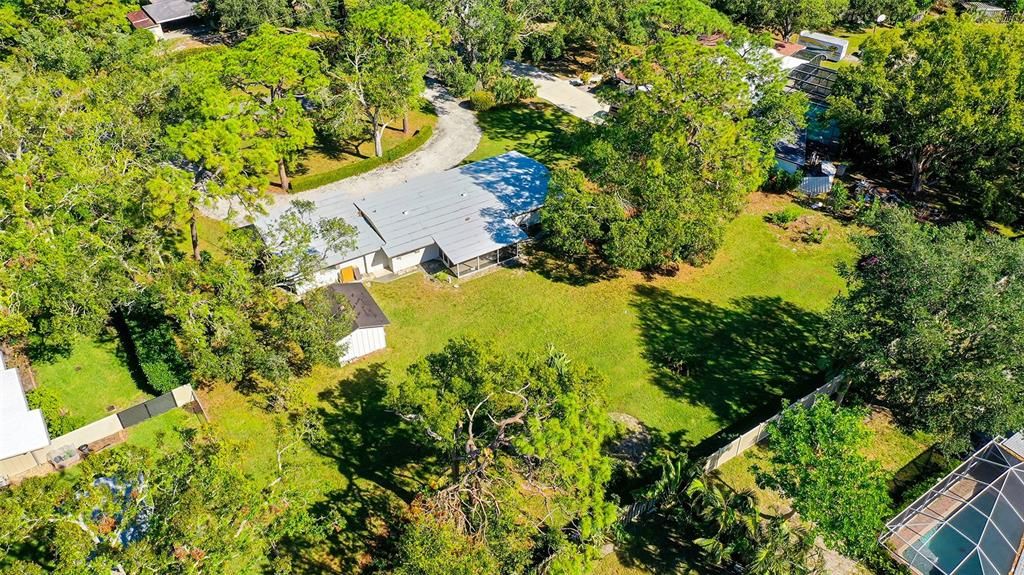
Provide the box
[402,210,409,215]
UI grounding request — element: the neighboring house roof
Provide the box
[798,31,850,49]
[961,1,1006,13]
[354,151,550,265]
[126,9,158,29]
[0,367,50,461]
[881,433,1024,575]
[141,0,197,24]
[325,283,390,329]
[788,63,838,105]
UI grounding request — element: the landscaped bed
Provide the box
[286,99,438,193]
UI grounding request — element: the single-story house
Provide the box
[881,433,1024,575]
[0,355,49,462]
[325,283,390,364]
[274,151,550,291]
[127,0,198,38]
[797,31,850,62]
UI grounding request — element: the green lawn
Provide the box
[32,335,151,423]
[285,99,438,192]
[363,194,855,442]
[464,100,581,166]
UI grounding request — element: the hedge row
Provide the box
[290,125,435,193]
[124,311,191,394]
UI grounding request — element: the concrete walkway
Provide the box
[505,60,610,123]
[208,81,482,222]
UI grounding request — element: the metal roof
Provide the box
[0,368,50,460]
[324,283,390,329]
[355,151,549,264]
[140,0,196,24]
[882,434,1024,575]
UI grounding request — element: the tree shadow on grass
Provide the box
[523,244,619,286]
[476,102,580,165]
[631,285,829,454]
[276,364,433,573]
[614,511,705,574]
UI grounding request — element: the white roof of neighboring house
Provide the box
[0,368,50,461]
[798,31,850,48]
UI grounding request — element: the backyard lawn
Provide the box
[31,335,151,423]
[362,193,855,442]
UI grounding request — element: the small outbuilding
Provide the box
[797,31,850,62]
[958,1,1007,19]
[127,0,198,38]
[326,283,390,364]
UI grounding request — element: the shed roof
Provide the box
[0,368,50,460]
[141,0,196,24]
[324,283,389,329]
[355,152,549,264]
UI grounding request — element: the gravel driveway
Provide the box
[505,60,610,123]
[207,81,482,222]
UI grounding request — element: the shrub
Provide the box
[764,206,802,226]
[435,60,477,98]
[27,387,84,436]
[469,90,496,111]
[490,76,536,106]
[828,180,850,213]
[762,167,804,193]
[801,225,829,244]
[125,308,191,394]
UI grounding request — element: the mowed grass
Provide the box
[284,99,438,191]
[463,100,581,167]
[32,335,151,423]
[363,193,855,442]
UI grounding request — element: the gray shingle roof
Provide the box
[141,0,196,24]
[325,283,389,329]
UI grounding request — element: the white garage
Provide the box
[325,283,390,364]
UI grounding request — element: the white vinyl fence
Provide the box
[702,374,845,472]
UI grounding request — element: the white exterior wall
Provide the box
[299,252,385,294]
[389,244,440,274]
[338,327,387,364]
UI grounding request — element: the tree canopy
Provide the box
[385,338,618,573]
[544,33,805,269]
[829,16,1024,224]
[756,398,892,558]
[828,207,1024,453]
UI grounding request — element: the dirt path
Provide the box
[207,81,482,222]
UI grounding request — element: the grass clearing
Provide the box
[363,193,855,442]
[464,100,581,167]
[32,334,151,423]
[284,99,437,192]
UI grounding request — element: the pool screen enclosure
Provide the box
[881,435,1024,575]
